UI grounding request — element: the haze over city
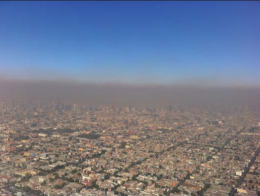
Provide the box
[1,1,260,106]
[1,1,260,196]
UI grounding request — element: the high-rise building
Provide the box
[125,106,131,112]
[168,105,173,112]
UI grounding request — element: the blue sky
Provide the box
[0,1,259,86]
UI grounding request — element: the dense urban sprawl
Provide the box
[0,101,260,196]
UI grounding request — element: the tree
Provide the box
[71,169,77,174]
[157,174,163,180]
[171,187,181,193]
[104,174,110,180]
[113,171,119,177]
[185,172,191,180]
[22,186,32,192]
[132,174,138,181]
[92,180,99,189]
[204,183,211,190]
[206,156,212,161]
[54,185,62,189]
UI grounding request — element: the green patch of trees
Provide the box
[78,133,101,139]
